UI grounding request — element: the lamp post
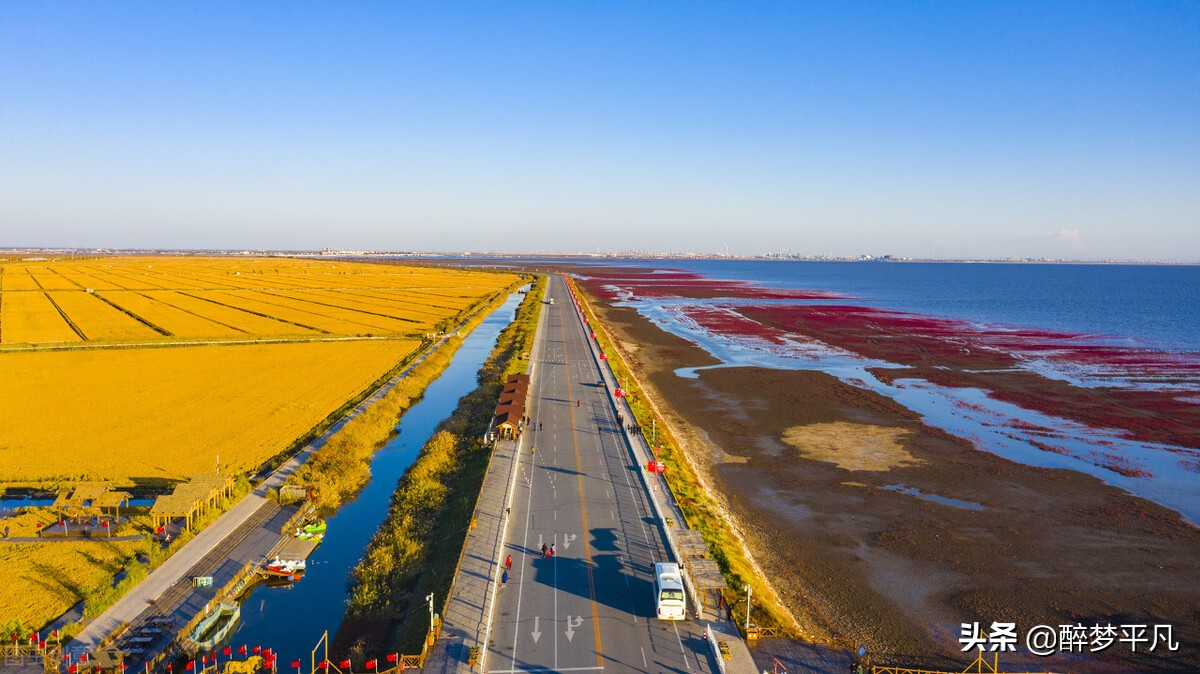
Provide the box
[744,585,752,632]
[426,593,435,632]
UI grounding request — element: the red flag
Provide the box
[166,664,173,672]
[185,661,194,671]
[385,654,397,663]
[146,663,151,674]
[68,666,77,674]
[365,660,376,670]
[81,653,89,662]
[238,645,247,655]
[121,663,128,671]
[36,522,42,529]
[51,630,58,639]
[318,660,328,669]
[253,646,262,655]
[102,521,110,528]
[339,660,351,669]
[290,662,301,670]
[263,648,273,656]
[201,656,208,665]
[39,641,47,649]
[223,647,232,656]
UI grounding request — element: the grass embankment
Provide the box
[333,276,545,659]
[566,276,798,637]
[287,279,530,512]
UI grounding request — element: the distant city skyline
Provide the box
[2,3,1197,260]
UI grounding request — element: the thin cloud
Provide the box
[1059,228,1083,251]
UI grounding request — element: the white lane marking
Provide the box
[487,662,604,666]
[672,621,691,670]
[640,646,648,668]
[531,616,542,643]
[488,668,604,673]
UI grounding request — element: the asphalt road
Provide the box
[486,276,715,674]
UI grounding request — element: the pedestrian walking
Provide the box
[505,555,513,570]
[576,400,581,407]
[501,570,508,586]
[539,422,543,430]
[541,543,548,557]
[549,543,556,558]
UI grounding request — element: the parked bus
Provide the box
[654,562,686,620]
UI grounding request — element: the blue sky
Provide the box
[1,2,1197,259]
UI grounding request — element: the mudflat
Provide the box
[593,299,1200,673]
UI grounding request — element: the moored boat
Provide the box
[185,602,240,651]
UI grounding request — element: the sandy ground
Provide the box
[591,299,1200,674]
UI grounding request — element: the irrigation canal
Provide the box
[226,289,523,664]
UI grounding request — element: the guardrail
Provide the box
[564,276,706,614]
[705,624,728,674]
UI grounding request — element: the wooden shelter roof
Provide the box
[150,494,199,517]
[675,529,711,557]
[505,373,530,386]
[95,491,132,508]
[686,557,727,590]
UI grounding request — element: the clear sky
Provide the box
[1,2,1197,259]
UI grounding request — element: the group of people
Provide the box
[500,544,556,587]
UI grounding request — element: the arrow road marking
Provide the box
[564,615,584,642]
[562,533,577,550]
[531,616,541,644]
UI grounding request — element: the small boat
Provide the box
[296,531,324,541]
[303,521,326,534]
[263,556,306,578]
[185,602,240,651]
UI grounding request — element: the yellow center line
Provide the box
[558,281,605,668]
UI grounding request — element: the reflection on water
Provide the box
[879,485,984,511]
[227,291,524,664]
[622,295,1200,526]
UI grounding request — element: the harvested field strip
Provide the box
[260,290,425,325]
[27,267,78,291]
[43,267,88,290]
[337,287,466,312]
[367,288,477,310]
[148,291,318,336]
[317,289,453,319]
[0,338,422,485]
[180,291,332,334]
[55,269,129,291]
[0,291,81,343]
[89,293,172,336]
[49,292,160,341]
[99,292,241,338]
[41,292,87,340]
[194,290,388,334]
[245,291,417,332]
[95,267,173,290]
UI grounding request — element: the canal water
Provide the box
[227,291,523,664]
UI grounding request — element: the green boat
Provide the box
[302,521,326,535]
[185,602,240,652]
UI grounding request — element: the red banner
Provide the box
[365,660,376,670]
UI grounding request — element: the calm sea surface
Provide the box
[593,260,1200,353]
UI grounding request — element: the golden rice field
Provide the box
[0,257,520,487]
[0,339,427,485]
[0,540,142,630]
[0,257,515,345]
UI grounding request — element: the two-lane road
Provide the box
[486,276,714,674]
